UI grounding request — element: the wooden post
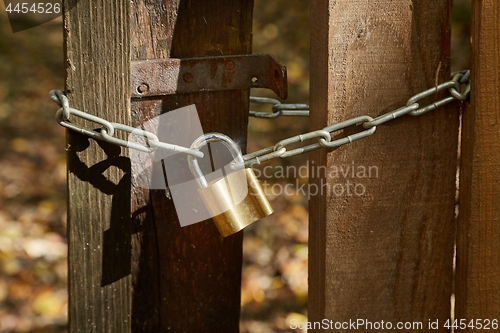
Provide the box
[456,1,500,330]
[64,0,132,332]
[130,1,253,332]
[65,0,253,332]
[309,1,458,331]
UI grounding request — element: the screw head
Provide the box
[137,83,149,94]
[224,60,235,71]
[183,73,194,83]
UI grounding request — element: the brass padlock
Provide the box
[188,133,273,237]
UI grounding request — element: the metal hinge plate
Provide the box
[130,54,288,99]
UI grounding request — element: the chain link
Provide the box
[243,70,470,166]
[51,70,470,166]
[49,90,204,158]
[249,97,309,117]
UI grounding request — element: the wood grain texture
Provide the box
[456,1,500,330]
[130,1,253,331]
[309,1,458,331]
[64,0,132,332]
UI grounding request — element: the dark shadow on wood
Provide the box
[101,172,132,286]
[67,132,132,286]
[131,193,161,332]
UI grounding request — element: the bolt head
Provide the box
[183,73,194,83]
[224,60,235,71]
[137,83,149,94]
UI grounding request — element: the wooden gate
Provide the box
[63,0,499,332]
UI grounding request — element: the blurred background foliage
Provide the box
[0,1,470,332]
[0,4,67,332]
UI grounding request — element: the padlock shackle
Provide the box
[188,133,244,188]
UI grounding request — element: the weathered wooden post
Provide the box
[456,1,500,331]
[129,1,254,332]
[309,1,458,331]
[64,0,132,331]
[64,0,258,331]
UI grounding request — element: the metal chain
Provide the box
[50,70,470,165]
[243,70,470,166]
[49,90,204,158]
[249,97,309,117]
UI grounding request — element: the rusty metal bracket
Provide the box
[130,54,288,99]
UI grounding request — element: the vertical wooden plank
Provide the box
[456,1,500,330]
[130,1,253,331]
[309,1,457,331]
[64,0,131,332]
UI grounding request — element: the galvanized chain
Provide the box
[249,97,309,117]
[49,90,204,158]
[243,70,470,166]
[50,70,470,165]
